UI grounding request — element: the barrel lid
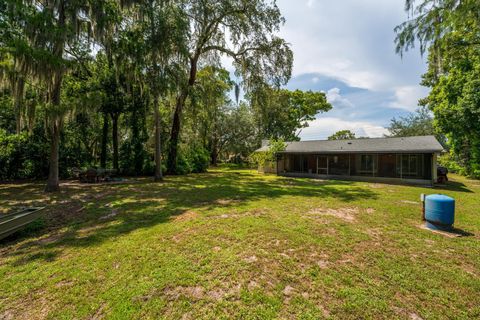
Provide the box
[425,194,454,202]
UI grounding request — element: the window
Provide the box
[360,155,374,172]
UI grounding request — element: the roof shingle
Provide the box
[256,136,444,154]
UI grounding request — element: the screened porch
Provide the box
[277,153,433,181]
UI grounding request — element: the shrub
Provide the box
[173,145,210,175]
[249,139,286,168]
[188,147,210,173]
[0,129,49,180]
[175,152,193,175]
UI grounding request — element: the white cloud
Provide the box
[277,0,427,91]
[298,117,389,140]
[389,86,430,111]
[326,88,354,109]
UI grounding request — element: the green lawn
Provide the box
[0,168,479,319]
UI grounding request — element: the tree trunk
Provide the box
[45,0,65,192]
[100,113,109,168]
[211,148,218,166]
[45,121,60,192]
[111,113,119,171]
[167,57,198,174]
[210,131,219,166]
[14,77,25,134]
[45,73,63,192]
[167,94,185,174]
[153,95,163,181]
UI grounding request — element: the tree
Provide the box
[395,0,480,177]
[190,66,233,165]
[328,130,356,140]
[1,0,121,191]
[386,106,435,137]
[249,139,286,168]
[220,103,258,162]
[120,0,188,181]
[166,0,293,174]
[251,87,332,141]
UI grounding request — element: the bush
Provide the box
[0,129,49,180]
[173,145,210,175]
[188,147,210,173]
[249,139,286,168]
[438,153,463,175]
[175,152,193,175]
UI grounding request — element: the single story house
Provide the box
[256,135,444,185]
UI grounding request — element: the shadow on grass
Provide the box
[434,180,473,193]
[1,171,379,265]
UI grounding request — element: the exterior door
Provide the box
[317,155,328,175]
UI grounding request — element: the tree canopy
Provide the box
[250,87,331,141]
[328,130,356,141]
[396,0,480,177]
[0,0,333,188]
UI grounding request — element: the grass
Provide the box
[0,168,479,319]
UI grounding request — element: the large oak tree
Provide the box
[166,0,293,174]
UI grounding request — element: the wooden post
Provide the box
[327,156,329,176]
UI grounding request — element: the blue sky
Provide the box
[276,0,429,140]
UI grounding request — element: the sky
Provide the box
[275,0,429,140]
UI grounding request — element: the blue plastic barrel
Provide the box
[425,194,455,230]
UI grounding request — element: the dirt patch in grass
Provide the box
[215,198,240,205]
[392,306,424,320]
[364,228,383,240]
[368,183,385,189]
[91,302,108,320]
[401,200,419,205]
[244,255,258,263]
[0,293,51,320]
[316,260,329,269]
[161,283,241,302]
[164,286,205,301]
[173,210,199,222]
[307,207,359,222]
[214,209,266,219]
[54,280,75,288]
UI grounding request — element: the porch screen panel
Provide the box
[283,154,292,172]
[328,154,349,176]
[397,154,428,180]
[352,154,378,176]
[306,155,316,174]
[377,154,397,178]
[292,154,303,172]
